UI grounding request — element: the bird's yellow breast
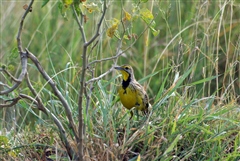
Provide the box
[118,86,137,110]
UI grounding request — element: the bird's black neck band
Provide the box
[122,74,131,89]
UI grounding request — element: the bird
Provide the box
[114,64,149,119]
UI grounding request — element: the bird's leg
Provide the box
[136,110,139,121]
[129,111,133,120]
[144,108,149,116]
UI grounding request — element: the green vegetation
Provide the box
[1,0,239,160]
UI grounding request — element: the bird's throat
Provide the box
[122,75,131,89]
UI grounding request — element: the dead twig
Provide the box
[26,49,77,159]
[25,72,48,115]
[0,52,28,95]
[87,18,153,67]
[0,68,21,83]
[86,67,114,84]
[72,1,107,160]
[25,73,74,159]
[0,97,21,108]
[0,0,34,95]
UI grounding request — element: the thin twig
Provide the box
[0,81,11,89]
[0,94,36,108]
[72,1,107,160]
[0,97,21,108]
[26,49,79,144]
[0,53,27,95]
[86,67,114,84]
[19,93,38,104]
[1,68,21,83]
[25,73,74,159]
[87,19,153,67]
[17,0,34,53]
[87,40,99,61]
[72,4,87,43]
[83,67,94,136]
[0,1,34,95]
[85,1,107,47]
[25,72,48,115]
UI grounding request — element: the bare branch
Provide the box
[72,1,107,160]
[0,97,21,108]
[1,68,21,83]
[26,49,79,143]
[85,1,107,47]
[25,73,75,159]
[25,72,48,115]
[17,0,34,53]
[86,67,114,84]
[19,93,38,104]
[0,53,28,95]
[0,81,11,89]
[87,19,152,67]
[72,5,87,43]
[0,0,34,95]
[0,94,36,108]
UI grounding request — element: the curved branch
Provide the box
[25,73,74,159]
[2,91,75,159]
[17,0,34,53]
[72,5,87,43]
[72,1,107,160]
[0,52,28,95]
[86,67,114,84]
[25,73,48,115]
[0,81,11,89]
[1,68,21,83]
[85,1,107,47]
[87,18,152,67]
[0,97,21,108]
[0,0,34,95]
[26,49,79,144]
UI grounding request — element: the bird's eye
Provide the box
[125,67,129,70]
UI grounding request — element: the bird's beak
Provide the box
[114,66,125,71]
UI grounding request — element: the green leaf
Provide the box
[73,0,81,15]
[138,70,161,83]
[74,3,81,16]
[141,0,148,2]
[42,0,50,8]
[189,75,218,85]
[58,2,68,19]
[7,65,15,72]
[140,8,154,23]
[151,27,160,36]
[154,67,171,102]
[62,0,73,6]
[163,134,182,155]
[140,8,160,36]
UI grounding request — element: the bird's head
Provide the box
[114,64,134,81]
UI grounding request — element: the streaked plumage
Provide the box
[114,65,149,119]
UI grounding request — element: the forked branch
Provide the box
[72,1,107,160]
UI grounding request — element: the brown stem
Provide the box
[26,49,79,144]
[25,73,75,159]
[72,1,107,160]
